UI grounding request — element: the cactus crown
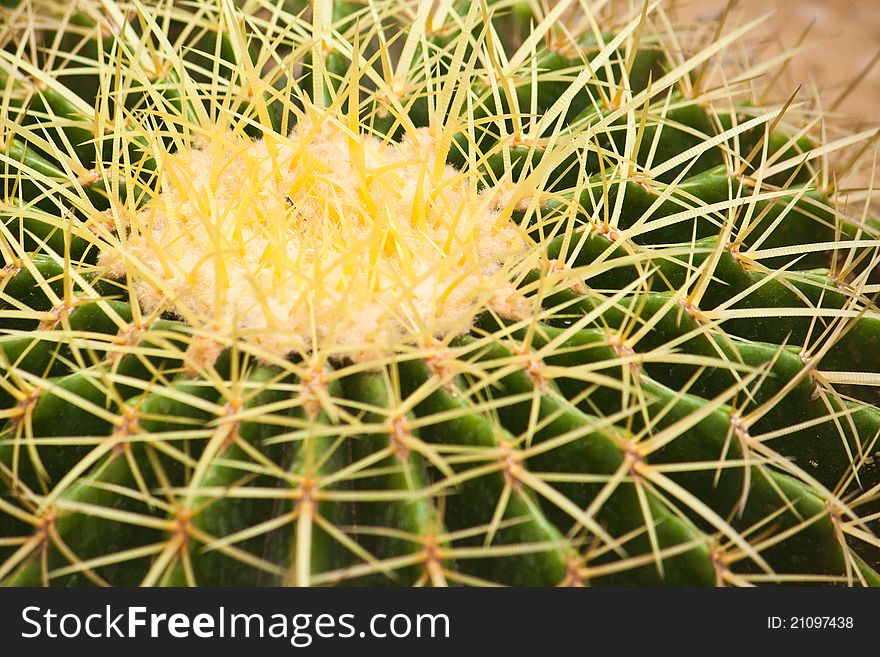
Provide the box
[100,114,532,360]
[1,0,880,587]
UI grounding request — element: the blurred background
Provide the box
[682,0,879,125]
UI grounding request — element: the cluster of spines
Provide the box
[0,0,879,586]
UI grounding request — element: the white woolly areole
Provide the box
[100,116,533,360]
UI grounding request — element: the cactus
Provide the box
[1,0,880,587]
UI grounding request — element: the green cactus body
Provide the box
[1,0,879,587]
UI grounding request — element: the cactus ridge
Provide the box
[1,0,880,586]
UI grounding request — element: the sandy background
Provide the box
[680,0,880,125]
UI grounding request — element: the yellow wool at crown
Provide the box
[100,113,534,360]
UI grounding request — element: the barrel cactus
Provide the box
[1,0,879,587]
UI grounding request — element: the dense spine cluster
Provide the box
[1,0,880,586]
